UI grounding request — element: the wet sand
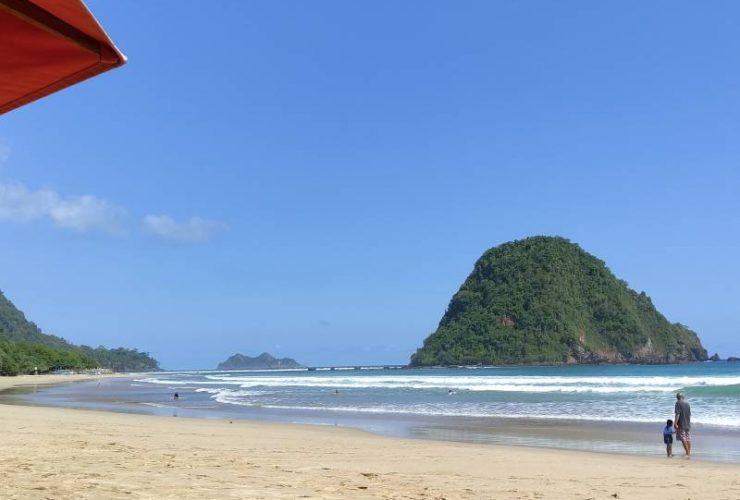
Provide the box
[14,375,740,464]
[1,375,739,499]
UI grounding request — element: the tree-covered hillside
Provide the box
[0,290,159,375]
[411,236,707,366]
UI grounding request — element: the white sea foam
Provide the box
[198,398,740,428]
[194,388,221,394]
[192,374,740,393]
[206,389,268,406]
[135,378,187,385]
[138,402,173,408]
[195,387,265,397]
[286,405,740,428]
[136,378,240,386]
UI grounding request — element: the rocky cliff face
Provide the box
[410,236,707,366]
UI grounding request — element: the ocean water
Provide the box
[8,362,740,463]
[138,363,740,427]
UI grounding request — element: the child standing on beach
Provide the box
[663,419,674,457]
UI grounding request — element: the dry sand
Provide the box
[1,375,738,499]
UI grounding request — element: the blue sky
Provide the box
[1,1,739,369]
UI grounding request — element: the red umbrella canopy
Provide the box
[0,0,125,114]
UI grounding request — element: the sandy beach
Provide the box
[0,373,132,392]
[0,376,737,499]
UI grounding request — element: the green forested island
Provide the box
[411,236,707,366]
[0,290,159,375]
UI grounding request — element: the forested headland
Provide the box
[0,290,159,375]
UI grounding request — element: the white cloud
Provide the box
[0,178,223,242]
[143,214,225,242]
[0,183,125,234]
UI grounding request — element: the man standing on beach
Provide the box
[674,392,692,459]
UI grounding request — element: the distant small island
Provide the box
[217,352,303,370]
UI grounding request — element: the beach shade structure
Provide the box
[0,0,125,115]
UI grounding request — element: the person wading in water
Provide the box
[674,392,692,459]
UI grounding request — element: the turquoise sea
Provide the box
[10,362,740,463]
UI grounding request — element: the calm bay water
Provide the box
[9,363,740,463]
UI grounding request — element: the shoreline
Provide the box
[0,373,135,392]
[1,375,739,499]
[5,374,740,465]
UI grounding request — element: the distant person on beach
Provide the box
[674,392,691,458]
[173,392,179,400]
[663,419,674,457]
